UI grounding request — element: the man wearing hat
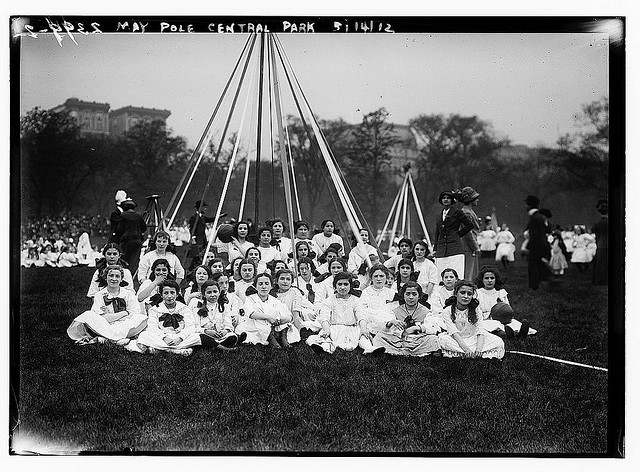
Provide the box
[433,190,473,282]
[524,195,551,290]
[114,198,147,277]
[592,198,608,285]
[188,200,217,252]
[459,186,482,281]
[109,190,128,243]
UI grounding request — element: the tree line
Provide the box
[20,97,608,233]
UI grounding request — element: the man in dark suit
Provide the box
[524,195,551,290]
[433,190,473,281]
[188,200,217,251]
[114,198,147,278]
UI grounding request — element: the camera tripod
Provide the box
[142,194,165,235]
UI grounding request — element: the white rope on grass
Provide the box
[508,350,608,372]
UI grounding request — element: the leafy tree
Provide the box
[344,108,399,231]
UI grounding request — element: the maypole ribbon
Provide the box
[508,350,608,372]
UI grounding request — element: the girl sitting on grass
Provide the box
[68,265,147,346]
[236,272,300,349]
[137,258,174,315]
[394,258,420,296]
[411,240,438,298]
[314,258,349,305]
[271,268,306,333]
[189,280,245,350]
[359,264,397,342]
[372,281,443,356]
[137,230,185,285]
[246,247,268,275]
[287,240,317,273]
[429,268,459,315]
[210,271,243,330]
[306,272,378,355]
[234,259,257,304]
[208,257,226,275]
[437,280,505,359]
[475,266,534,338]
[87,243,134,298]
[183,265,212,305]
[136,279,200,356]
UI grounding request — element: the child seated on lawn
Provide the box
[306,272,379,355]
[87,243,134,298]
[372,281,442,356]
[475,266,534,338]
[234,259,257,304]
[437,280,505,359]
[136,279,200,356]
[189,280,245,350]
[68,265,147,346]
[429,268,459,315]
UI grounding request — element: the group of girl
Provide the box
[68,225,534,359]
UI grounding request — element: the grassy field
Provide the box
[12,258,613,454]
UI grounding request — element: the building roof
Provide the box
[57,97,111,111]
[109,106,171,118]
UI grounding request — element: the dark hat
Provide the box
[524,195,540,208]
[539,208,553,219]
[459,186,480,204]
[121,198,137,210]
[438,190,456,204]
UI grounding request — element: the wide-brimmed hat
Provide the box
[459,186,480,204]
[121,198,137,210]
[524,195,540,208]
[438,190,456,204]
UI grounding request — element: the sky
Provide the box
[19,29,609,149]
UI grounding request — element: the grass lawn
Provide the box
[12,258,613,454]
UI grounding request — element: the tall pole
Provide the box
[254,32,266,226]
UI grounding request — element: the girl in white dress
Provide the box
[373,281,443,356]
[136,279,200,356]
[216,221,253,267]
[475,266,534,338]
[183,265,212,305]
[287,241,317,273]
[314,258,348,306]
[292,220,323,262]
[411,240,438,297]
[430,268,459,315]
[137,230,185,285]
[189,280,243,350]
[210,271,243,330]
[295,257,320,331]
[359,265,397,353]
[312,219,345,257]
[136,258,173,315]
[235,259,257,304]
[495,224,516,268]
[68,265,147,346]
[571,226,594,272]
[254,226,279,265]
[437,280,505,359]
[87,243,135,298]
[269,218,292,261]
[347,228,378,275]
[236,272,300,348]
[315,244,342,276]
[306,272,373,354]
[246,247,268,275]
[394,258,419,298]
[76,232,93,265]
[271,268,308,332]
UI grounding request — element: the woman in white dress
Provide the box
[314,258,348,306]
[306,272,374,355]
[210,271,243,329]
[312,219,345,257]
[136,279,200,356]
[68,265,147,346]
[236,272,300,348]
[87,243,135,298]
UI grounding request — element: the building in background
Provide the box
[51,97,171,137]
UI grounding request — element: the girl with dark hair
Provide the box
[314,258,348,304]
[256,226,279,265]
[184,265,212,305]
[437,280,505,359]
[306,272,377,354]
[347,228,377,274]
[234,259,257,304]
[312,219,345,257]
[433,190,473,284]
[372,281,442,356]
[268,218,292,261]
[136,258,175,314]
[429,268,459,315]
[293,220,323,261]
[315,243,342,275]
[411,240,438,297]
[394,258,419,295]
[87,243,134,298]
[138,230,185,285]
[210,271,243,329]
[287,240,317,272]
[216,220,253,267]
[246,246,268,274]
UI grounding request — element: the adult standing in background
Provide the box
[458,186,481,281]
[114,198,147,278]
[524,195,551,290]
[189,200,217,252]
[592,199,608,286]
[433,190,473,282]
[109,190,128,243]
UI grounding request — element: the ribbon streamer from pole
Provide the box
[508,350,608,372]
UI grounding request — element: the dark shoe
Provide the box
[278,327,291,349]
[267,330,281,349]
[200,333,219,349]
[432,349,442,357]
[236,332,247,346]
[370,346,385,356]
[504,325,515,339]
[310,343,325,355]
[220,334,238,349]
[518,319,530,338]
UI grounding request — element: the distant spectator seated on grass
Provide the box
[135,279,200,356]
[372,281,443,357]
[188,280,245,350]
[474,266,534,338]
[236,272,300,349]
[437,280,505,359]
[306,272,382,355]
[137,230,185,285]
[67,265,147,347]
[87,243,135,299]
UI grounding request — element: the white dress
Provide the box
[188,299,237,343]
[347,243,377,273]
[571,234,594,263]
[430,286,454,315]
[137,301,201,351]
[413,258,438,294]
[359,286,398,336]
[437,306,505,359]
[312,233,345,256]
[67,288,148,343]
[478,230,497,251]
[306,295,365,353]
[76,232,93,265]
[215,239,254,262]
[137,250,185,282]
[495,230,516,261]
[236,294,300,345]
